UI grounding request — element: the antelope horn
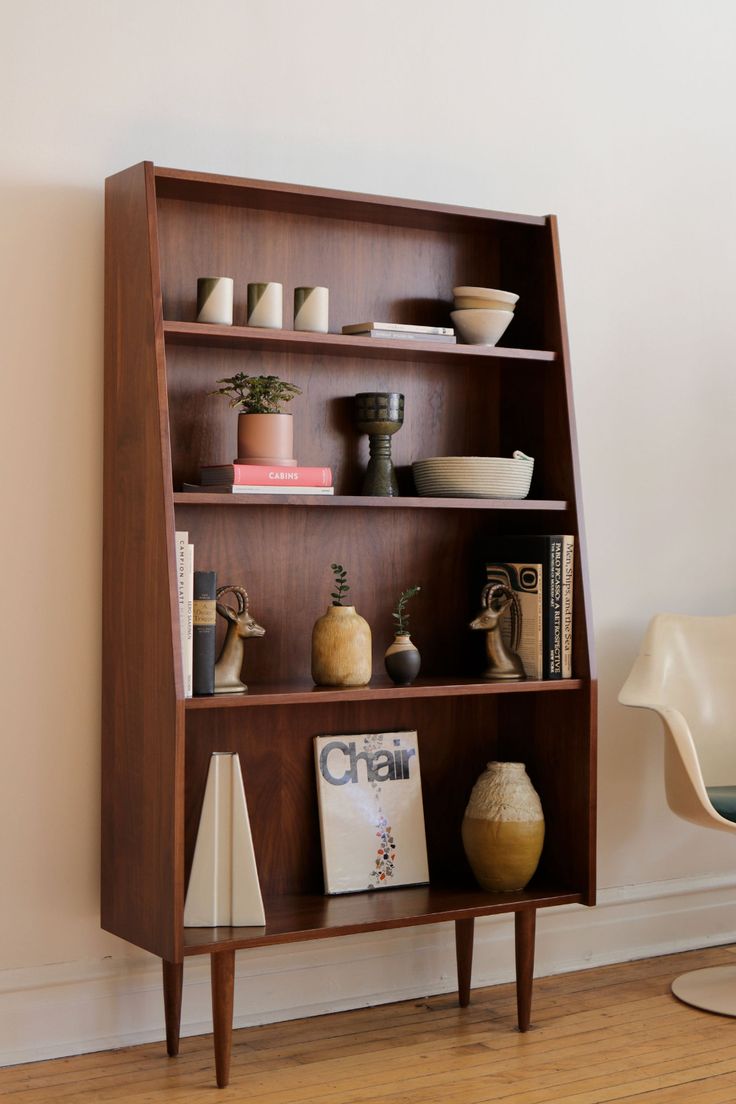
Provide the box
[216,584,249,615]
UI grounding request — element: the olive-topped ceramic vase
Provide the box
[384,633,421,686]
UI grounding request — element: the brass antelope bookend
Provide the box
[214,585,265,694]
[469,583,526,682]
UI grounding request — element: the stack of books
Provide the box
[485,535,575,680]
[342,322,456,344]
[183,463,334,496]
[175,533,218,697]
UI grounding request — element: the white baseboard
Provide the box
[2,872,735,1068]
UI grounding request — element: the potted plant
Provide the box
[384,586,421,685]
[311,564,372,687]
[212,372,302,466]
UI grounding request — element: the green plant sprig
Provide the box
[392,585,421,634]
[330,563,350,606]
[211,372,302,415]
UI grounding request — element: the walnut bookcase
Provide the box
[103,162,596,1088]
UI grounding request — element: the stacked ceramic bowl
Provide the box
[412,451,534,499]
[451,286,519,346]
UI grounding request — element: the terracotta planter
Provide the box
[237,412,296,467]
[311,604,371,687]
[461,761,544,892]
[384,633,421,686]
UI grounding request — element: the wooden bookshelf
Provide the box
[103,162,596,1088]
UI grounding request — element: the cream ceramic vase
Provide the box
[311,604,372,687]
[461,762,544,892]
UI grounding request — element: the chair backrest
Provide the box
[623,613,736,786]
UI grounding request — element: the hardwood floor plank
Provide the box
[1,946,735,1103]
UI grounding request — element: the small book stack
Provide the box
[183,463,334,496]
[342,322,456,344]
[175,532,218,697]
[485,535,575,680]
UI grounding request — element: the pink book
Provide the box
[201,464,333,487]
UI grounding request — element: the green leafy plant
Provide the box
[330,563,350,606]
[211,372,302,415]
[392,585,421,635]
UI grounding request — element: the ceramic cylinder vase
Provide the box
[461,762,544,892]
[196,276,234,325]
[312,605,372,687]
[247,282,283,329]
[384,633,421,686]
[294,286,329,333]
[237,413,296,466]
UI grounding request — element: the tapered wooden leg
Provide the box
[455,918,474,1007]
[515,908,536,1032]
[162,960,183,1057]
[211,950,235,1089]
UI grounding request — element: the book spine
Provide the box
[184,544,194,697]
[192,570,217,696]
[547,538,563,679]
[175,532,187,693]
[561,536,575,679]
[203,465,332,487]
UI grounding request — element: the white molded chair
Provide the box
[619,613,736,1015]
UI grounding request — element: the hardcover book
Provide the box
[201,464,333,487]
[192,570,217,696]
[486,536,574,679]
[314,731,429,895]
[182,483,334,496]
[342,321,454,336]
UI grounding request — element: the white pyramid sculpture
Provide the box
[184,752,266,927]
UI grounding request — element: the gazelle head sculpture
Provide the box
[214,585,265,695]
[469,582,526,682]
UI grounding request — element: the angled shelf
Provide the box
[182,884,584,956]
[103,161,596,1088]
[184,676,585,711]
[163,319,557,365]
[173,492,570,510]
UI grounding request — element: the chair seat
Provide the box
[706,786,736,822]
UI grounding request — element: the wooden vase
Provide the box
[237,412,295,466]
[311,604,372,687]
[384,633,421,686]
[461,762,544,892]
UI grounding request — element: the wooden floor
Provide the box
[3,946,736,1103]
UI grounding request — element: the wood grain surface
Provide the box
[4,946,736,1103]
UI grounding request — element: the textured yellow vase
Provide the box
[311,604,372,687]
[461,761,544,892]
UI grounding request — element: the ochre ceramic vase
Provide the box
[311,605,372,687]
[384,633,421,686]
[237,412,295,466]
[461,762,544,892]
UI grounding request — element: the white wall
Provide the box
[3,0,736,1063]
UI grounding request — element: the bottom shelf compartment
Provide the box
[183,882,583,955]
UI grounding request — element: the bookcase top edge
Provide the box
[147,164,549,228]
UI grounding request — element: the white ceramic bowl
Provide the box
[454,295,516,311]
[453,286,519,306]
[412,455,534,499]
[451,309,513,346]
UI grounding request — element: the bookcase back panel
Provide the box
[164,345,517,493]
[174,502,570,683]
[156,197,551,352]
[185,693,590,897]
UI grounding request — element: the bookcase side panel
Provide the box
[102,162,183,961]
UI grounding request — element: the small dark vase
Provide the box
[354,392,404,496]
[384,633,421,685]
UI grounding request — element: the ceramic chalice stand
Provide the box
[354,391,404,496]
